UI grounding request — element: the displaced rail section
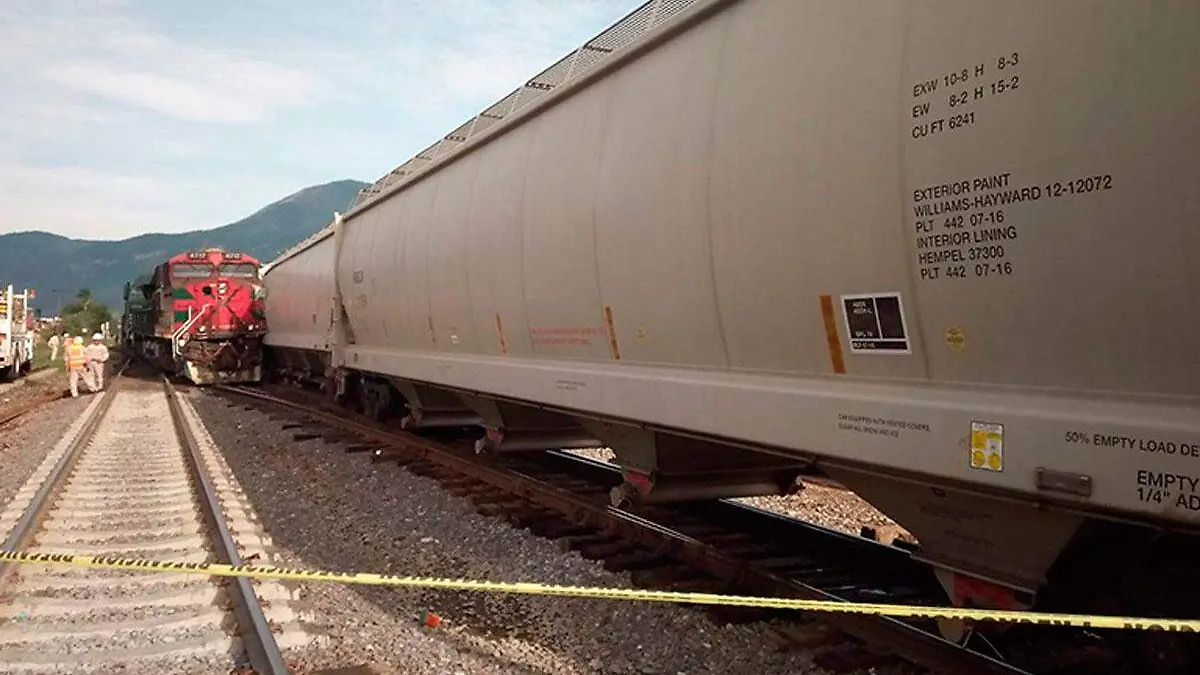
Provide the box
[218,383,1032,675]
[0,365,289,674]
[0,388,64,429]
[0,364,77,429]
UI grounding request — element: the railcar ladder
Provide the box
[172,304,209,359]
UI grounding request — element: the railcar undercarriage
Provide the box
[133,334,263,385]
[262,344,1200,671]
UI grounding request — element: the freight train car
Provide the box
[261,0,1200,661]
[123,249,267,384]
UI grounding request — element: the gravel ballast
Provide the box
[0,393,91,510]
[735,489,912,544]
[188,391,834,675]
[567,448,913,543]
[0,369,66,416]
[0,367,60,394]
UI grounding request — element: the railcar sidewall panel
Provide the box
[381,194,414,350]
[593,7,729,368]
[365,205,397,348]
[313,234,337,349]
[465,128,536,357]
[338,211,370,349]
[263,235,335,351]
[405,180,438,350]
[520,78,614,362]
[428,154,482,354]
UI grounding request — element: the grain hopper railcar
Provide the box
[260,0,1200,658]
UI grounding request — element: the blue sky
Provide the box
[0,0,641,240]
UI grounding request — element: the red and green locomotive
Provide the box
[121,248,267,384]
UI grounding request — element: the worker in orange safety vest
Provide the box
[65,336,96,398]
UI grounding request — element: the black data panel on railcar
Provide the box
[841,293,910,354]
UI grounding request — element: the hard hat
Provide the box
[73,336,83,344]
[92,333,103,341]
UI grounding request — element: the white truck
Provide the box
[0,285,34,380]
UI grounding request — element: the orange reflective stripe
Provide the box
[66,345,87,368]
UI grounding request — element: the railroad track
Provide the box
[0,367,72,429]
[216,383,1044,675]
[0,389,63,429]
[0,364,295,674]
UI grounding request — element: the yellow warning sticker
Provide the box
[0,550,1198,631]
[970,421,1004,472]
[944,326,965,352]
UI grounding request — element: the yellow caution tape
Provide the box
[2,550,1197,632]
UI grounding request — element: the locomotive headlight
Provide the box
[217,281,228,295]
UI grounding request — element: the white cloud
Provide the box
[5,203,176,242]
[2,12,319,124]
[3,165,166,200]
[0,1,328,238]
[0,161,304,240]
[0,0,644,240]
[44,58,313,124]
[332,0,633,177]
[0,163,177,239]
[427,1,621,101]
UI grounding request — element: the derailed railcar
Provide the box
[124,249,268,384]
[259,233,337,385]
[262,0,1200,659]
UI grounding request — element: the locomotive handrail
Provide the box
[171,304,209,359]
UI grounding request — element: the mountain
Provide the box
[0,179,367,314]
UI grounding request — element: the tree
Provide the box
[60,287,110,337]
[75,288,92,310]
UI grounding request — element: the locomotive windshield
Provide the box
[219,262,258,277]
[172,263,213,278]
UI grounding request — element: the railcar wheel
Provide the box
[374,382,393,421]
[357,380,392,421]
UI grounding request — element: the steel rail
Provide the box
[0,363,127,588]
[164,377,290,675]
[218,383,1032,675]
[0,388,68,428]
